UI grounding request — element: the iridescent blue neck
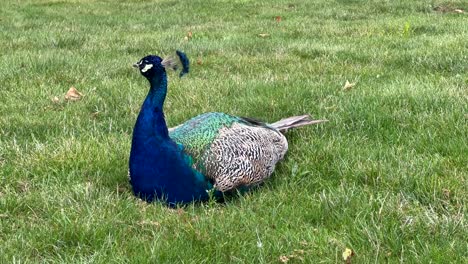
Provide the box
[134,74,169,139]
[129,71,212,205]
[147,74,167,112]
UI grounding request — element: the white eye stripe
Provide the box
[141,64,153,73]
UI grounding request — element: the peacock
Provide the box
[129,51,326,206]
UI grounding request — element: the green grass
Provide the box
[1,0,467,262]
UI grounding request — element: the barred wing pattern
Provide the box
[169,112,288,192]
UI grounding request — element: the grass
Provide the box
[0,0,467,262]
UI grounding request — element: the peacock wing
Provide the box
[169,112,241,172]
[170,112,289,192]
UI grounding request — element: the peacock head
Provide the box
[133,55,165,79]
[133,51,190,79]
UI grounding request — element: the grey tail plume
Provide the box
[270,115,328,133]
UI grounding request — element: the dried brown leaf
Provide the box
[279,255,289,263]
[51,96,60,103]
[184,31,193,42]
[342,248,355,263]
[276,16,282,22]
[343,80,356,91]
[65,87,83,101]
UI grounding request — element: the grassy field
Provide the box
[1,0,467,262]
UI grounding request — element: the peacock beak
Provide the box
[132,63,139,68]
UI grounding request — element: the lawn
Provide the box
[0,0,467,263]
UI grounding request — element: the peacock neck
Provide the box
[129,69,214,204]
[135,74,169,139]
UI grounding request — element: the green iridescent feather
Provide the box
[170,112,241,170]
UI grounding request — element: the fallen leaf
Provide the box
[65,87,83,101]
[184,31,193,42]
[276,16,282,22]
[342,248,354,263]
[279,255,289,263]
[196,57,202,65]
[343,80,356,91]
[454,9,464,13]
[258,33,270,38]
[51,96,60,103]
